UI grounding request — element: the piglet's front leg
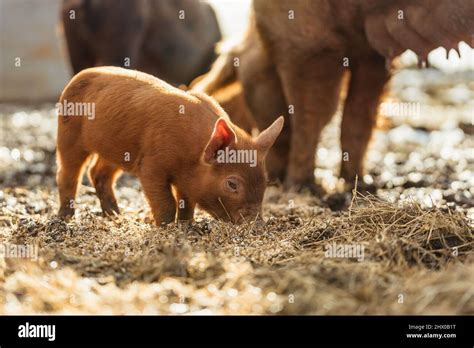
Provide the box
[139,172,177,225]
[175,189,196,222]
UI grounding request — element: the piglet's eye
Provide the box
[226,178,239,193]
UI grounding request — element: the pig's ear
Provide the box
[203,118,237,164]
[255,116,284,156]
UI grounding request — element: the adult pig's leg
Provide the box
[241,63,290,183]
[276,52,345,192]
[340,54,390,187]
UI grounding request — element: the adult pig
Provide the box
[61,0,222,86]
[252,0,473,191]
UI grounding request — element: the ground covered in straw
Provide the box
[0,68,473,314]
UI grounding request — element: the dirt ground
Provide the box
[0,67,473,314]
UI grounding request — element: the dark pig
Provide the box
[61,0,222,86]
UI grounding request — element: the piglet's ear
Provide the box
[203,118,237,164]
[255,116,284,156]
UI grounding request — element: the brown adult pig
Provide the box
[192,16,290,182]
[61,0,221,86]
[56,67,284,225]
[189,72,257,135]
[197,0,474,193]
[252,0,473,192]
[210,82,257,136]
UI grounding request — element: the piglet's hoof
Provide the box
[100,203,120,217]
[57,207,74,220]
[57,214,74,222]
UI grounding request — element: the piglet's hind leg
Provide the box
[57,148,90,218]
[88,156,121,216]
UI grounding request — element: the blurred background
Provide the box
[0,0,252,101]
[0,0,472,102]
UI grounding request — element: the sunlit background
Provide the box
[0,0,472,102]
[208,0,473,72]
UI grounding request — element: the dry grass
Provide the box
[1,186,472,315]
[1,73,473,314]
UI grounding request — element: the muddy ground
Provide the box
[0,67,473,314]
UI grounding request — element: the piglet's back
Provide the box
[58,66,226,172]
[61,66,194,124]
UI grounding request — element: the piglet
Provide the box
[56,66,283,225]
